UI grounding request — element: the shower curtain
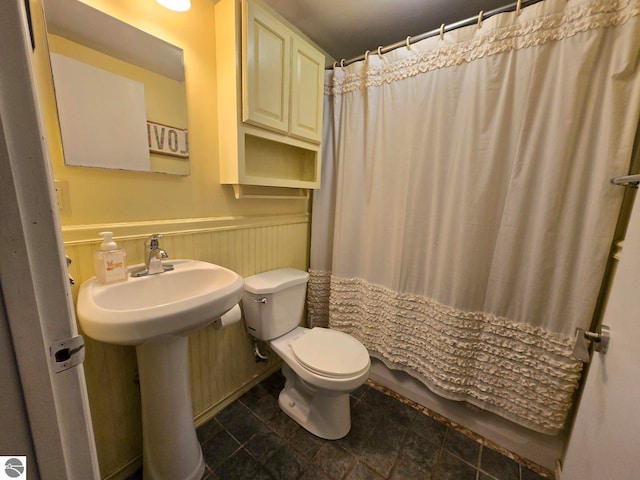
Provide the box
[309,0,640,435]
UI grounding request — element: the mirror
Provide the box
[43,0,189,175]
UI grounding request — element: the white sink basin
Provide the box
[77,258,244,479]
[77,259,244,345]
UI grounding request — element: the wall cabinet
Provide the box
[216,0,325,192]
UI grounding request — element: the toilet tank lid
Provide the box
[244,268,309,294]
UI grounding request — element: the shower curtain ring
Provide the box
[516,0,522,15]
[340,59,345,68]
[405,36,412,50]
[364,50,370,62]
[377,46,383,58]
[332,61,338,69]
[477,10,484,29]
[440,23,445,41]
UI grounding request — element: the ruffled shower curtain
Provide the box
[308,0,640,435]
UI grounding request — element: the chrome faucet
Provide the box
[145,234,168,271]
[132,234,174,277]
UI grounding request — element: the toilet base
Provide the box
[278,364,351,440]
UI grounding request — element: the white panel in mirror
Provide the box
[43,0,189,176]
[50,53,151,171]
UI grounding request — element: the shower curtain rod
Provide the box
[328,0,544,69]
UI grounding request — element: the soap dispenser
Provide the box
[93,231,128,285]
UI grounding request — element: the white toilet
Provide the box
[242,268,370,440]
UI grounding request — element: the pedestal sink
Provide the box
[77,259,244,480]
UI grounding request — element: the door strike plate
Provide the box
[50,335,85,373]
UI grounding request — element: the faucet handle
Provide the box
[144,233,164,247]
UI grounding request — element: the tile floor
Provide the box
[130,370,550,480]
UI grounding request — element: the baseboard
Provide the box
[101,455,142,480]
[193,362,282,428]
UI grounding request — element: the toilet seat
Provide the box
[290,328,369,379]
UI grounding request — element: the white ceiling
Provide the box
[261,0,517,61]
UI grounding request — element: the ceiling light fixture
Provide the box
[156,0,191,12]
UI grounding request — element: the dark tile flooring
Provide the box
[198,372,543,480]
[131,370,548,480]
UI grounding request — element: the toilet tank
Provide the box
[242,268,309,341]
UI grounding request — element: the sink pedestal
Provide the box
[136,334,205,480]
[76,260,244,479]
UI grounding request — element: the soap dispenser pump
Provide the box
[93,231,127,285]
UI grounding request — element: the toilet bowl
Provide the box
[242,268,370,439]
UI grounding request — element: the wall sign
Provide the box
[147,121,189,158]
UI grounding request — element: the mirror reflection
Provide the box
[43,0,189,175]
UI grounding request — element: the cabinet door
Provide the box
[242,1,290,134]
[289,35,324,143]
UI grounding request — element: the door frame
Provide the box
[0,1,99,478]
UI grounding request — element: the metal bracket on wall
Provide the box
[610,174,640,188]
[572,325,610,363]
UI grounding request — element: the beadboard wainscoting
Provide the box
[64,214,309,479]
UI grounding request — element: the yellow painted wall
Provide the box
[34,0,310,226]
[28,0,320,478]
